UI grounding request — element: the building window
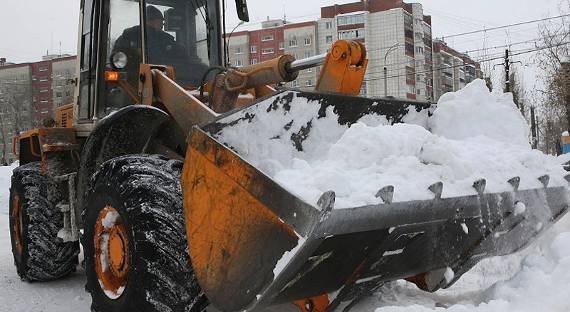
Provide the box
[304,51,312,59]
[39,66,48,72]
[235,59,243,67]
[306,79,313,87]
[325,21,332,29]
[56,92,63,97]
[304,37,312,46]
[279,42,284,50]
[326,35,333,44]
[416,46,424,54]
[251,59,258,65]
[40,89,49,93]
[307,68,312,73]
[337,14,365,26]
[292,80,298,87]
[261,35,274,41]
[235,46,243,54]
[251,45,257,53]
[416,89,421,95]
[39,77,48,82]
[261,48,274,54]
[289,38,298,47]
[338,29,365,40]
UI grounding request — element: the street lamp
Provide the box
[383,43,399,97]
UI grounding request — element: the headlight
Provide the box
[111,52,128,69]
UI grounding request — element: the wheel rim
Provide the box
[94,206,129,299]
[11,193,23,256]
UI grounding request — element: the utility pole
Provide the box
[493,49,522,106]
[561,60,570,133]
[383,43,399,97]
[504,49,511,93]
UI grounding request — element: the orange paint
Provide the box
[316,40,368,95]
[94,206,129,299]
[182,130,299,311]
[293,294,330,312]
[11,193,23,256]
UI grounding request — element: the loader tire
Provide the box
[8,162,80,281]
[84,155,209,312]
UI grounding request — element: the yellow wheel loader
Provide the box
[7,0,570,311]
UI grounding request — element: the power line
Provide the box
[460,34,567,55]
[366,35,569,77]
[364,41,570,82]
[437,14,570,40]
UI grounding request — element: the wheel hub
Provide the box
[108,226,129,278]
[11,194,23,256]
[94,206,129,299]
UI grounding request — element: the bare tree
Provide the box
[532,0,570,154]
[0,79,32,163]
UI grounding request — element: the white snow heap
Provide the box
[0,162,18,214]
[215,79,567,208]
[430,79,530,147]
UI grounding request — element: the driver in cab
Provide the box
[113,5,184,76]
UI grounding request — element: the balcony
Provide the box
[442,65,453,75]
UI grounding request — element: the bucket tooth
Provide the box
[317,190,336,212]
[507,177,520,191]
[472,179,486,195]
[376,185,394,204]
[428,182,444,199]
[538,175,550,188]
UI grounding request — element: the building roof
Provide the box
[0,62,31,70]
[321,0,431,25]
[433,40,480,68]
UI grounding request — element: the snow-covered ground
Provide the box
[0,163,90,311]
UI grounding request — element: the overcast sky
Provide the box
[0,0,568,93]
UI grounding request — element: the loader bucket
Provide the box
[181,90,570,312]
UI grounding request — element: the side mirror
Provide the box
[235,0,249,22]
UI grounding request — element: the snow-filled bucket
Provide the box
[181,88,570,312]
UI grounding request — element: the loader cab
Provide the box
[77,0,222,124]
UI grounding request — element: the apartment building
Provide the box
[51,56,76,108]
[0,62,33,164]
[432,40,482,101]
[227,19,319,90]
[225,0,484,101]
[284,21,319,89]
[0,55,77,163]
[320,0,435,100]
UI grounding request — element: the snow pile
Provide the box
[0,163,16,214]
[215,79,567,208]
[557,152,570,165]
[430,80,530,147]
